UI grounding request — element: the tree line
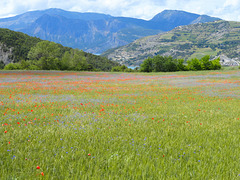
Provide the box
[139,55,221,72]
[2,41,120,71]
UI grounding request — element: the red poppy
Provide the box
[36,166,40,169]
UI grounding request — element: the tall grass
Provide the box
[0,70,240,179]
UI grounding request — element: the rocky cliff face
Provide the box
[0,43,14,64]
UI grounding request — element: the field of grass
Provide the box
[0,70,240,179]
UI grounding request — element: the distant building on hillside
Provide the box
[213,55,239,66]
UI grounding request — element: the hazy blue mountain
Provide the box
[0,8,112,30]
[0,8,221,54]
[150,10,221,31]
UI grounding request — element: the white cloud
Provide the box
[0,0,240,21]
[224,0,239,6]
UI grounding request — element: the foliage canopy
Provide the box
[140,55,221,72]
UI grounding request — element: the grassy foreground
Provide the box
[0,70,240,179]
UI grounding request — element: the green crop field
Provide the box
[0,70,240,179]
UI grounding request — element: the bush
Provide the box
[111,65,128,72]
[28,65,40,70]
[4,63,21,70]
[124,68,134,72]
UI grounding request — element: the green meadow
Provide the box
[0,70,240,179]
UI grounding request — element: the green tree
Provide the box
[187,58,202,71]
[164,56,178,72]
[28,41,63,70]
[152,55,165,72]
[200,55,212,70]
[177,59,187,71]
[210,57,221,70]
[66,49,88,71]
[140,57,153,72]
[61,51,71,70]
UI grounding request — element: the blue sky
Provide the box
[0,0,240,21]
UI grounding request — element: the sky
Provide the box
[0,0,240,21]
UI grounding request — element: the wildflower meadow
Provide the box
[0,70,240,179]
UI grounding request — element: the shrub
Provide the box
[4,63,21,70]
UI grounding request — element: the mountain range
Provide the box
[0,8,221,54]
[102,20,240,66]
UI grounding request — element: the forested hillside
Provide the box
[0,28,120,71]
[0,28,41,63]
